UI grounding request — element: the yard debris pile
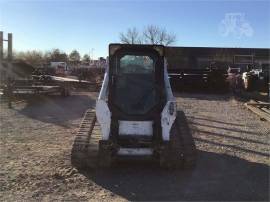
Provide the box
[245,101,270,122]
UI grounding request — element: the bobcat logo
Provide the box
[219,13,254,38]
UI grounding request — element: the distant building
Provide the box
[68,57,107,69]
[80,58,107,69]
[50,62,69,75]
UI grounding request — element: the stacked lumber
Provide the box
[245,101,270,122]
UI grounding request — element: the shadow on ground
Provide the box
[81,150,269,201]
[174,92,232,101]
[186,114,270,158]
[17,93,96,127]
[173,89,268,102]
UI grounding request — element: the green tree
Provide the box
[82,54,90,63]
[47,49,68,62]
[69,50,81,62]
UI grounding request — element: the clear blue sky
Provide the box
[0,0,269,58]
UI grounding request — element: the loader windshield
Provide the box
[118,55,154,74]
[113,54,158,115]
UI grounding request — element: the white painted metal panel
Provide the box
[161,60,177,141]
[161,101,176,140]
[119,121,153,136]
[96,100,111,140]
[96,68,111,140]
[117,148,153,156]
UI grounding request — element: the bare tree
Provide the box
[143,25,176,45]
[15,50,44,67]
[119,25,176,45]
[119,27,141,44]
[143,25,159,44]
[14,49,70,67]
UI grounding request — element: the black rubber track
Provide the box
[160,110,197,168]
[71,109,100,169]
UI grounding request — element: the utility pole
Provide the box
[91,48,94,61]
[0,31,13,61]
[0,31,3,61]
[8,33,12,61]
[0,31,14,108]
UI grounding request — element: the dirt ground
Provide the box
[0,91,269,201]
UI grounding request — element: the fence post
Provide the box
[0,31,3,61]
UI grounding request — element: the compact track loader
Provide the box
[71,44,196,169]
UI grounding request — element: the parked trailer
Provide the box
[10,76,71,97]
[12,85,65,96]
[1,76,70,108]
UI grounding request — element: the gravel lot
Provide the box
[0,91,269,201]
